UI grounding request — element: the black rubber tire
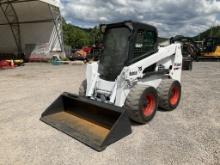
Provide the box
[189,61,193,70]
[124,85,158,124]
[185,61,193,70]
[157,79,181,111]
[79,79,87,96]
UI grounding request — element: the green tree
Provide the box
[90,26,103,45]
[63,23,91,48]
[62,18,103,48]
[193,26,220,40]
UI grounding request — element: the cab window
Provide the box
[133,30,156,58]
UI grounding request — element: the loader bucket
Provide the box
[40,92,131,151]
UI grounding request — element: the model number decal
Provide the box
[129,71,138,76]
[174,63,182,67]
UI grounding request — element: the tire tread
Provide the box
[125,85,157,123]
[79,80,87,96]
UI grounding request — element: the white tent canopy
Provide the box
[0,0,63,58]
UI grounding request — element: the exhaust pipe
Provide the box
[40,92,131,151]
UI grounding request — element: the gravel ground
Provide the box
[0,62,219,165]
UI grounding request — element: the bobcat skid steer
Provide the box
[41,21,183,151]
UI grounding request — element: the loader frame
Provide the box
[86,43,182,107]
[86,21,182,107]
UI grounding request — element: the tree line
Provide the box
[62,18,220,49]
[63,20,102,49]
[193,26,220,40]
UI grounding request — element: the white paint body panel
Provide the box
[85,43,182,107]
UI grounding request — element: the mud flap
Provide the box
[40,92,132,151]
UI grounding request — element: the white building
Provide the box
[0,0,63,61]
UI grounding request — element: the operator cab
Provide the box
[203,37,220,52]
[98,21,158,81]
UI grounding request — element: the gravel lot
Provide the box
[0,62,219,165]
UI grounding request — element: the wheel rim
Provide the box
[143,95,156,117]
[169,86,180,106]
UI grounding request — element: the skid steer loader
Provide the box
[41,21,183,151]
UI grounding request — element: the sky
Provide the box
[58,0,220,37]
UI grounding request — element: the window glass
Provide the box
[134,30,156,58]
[98,27,130,81]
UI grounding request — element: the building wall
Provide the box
[0,0,62,55]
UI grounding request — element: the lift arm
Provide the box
[124,43,182,82]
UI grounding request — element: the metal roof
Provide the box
[0,0,63,57]
[40,0,59,7]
